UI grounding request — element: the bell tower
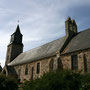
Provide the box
[5,25,23,65]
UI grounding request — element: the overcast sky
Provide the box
[0,0,90,67]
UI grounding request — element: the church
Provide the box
[2,17,90,82]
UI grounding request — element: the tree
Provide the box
[0,74,18,90]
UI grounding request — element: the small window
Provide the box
[25,65,28,75]
[71,55,78,70]
[36,63,40,74]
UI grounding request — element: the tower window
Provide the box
[36,63,40,74]
[25,65,28,75]
[11,35,14,42]
[71,55,78,70]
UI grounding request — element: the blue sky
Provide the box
[0,0,90,67]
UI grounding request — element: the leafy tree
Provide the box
[0,74,18,90]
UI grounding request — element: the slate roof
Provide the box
[8,36,66,66]
[64,28,90,54]
[8,28,90,66]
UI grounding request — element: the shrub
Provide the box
[81,73,90,90]
[22,70,81,90]
[0,74,18,90]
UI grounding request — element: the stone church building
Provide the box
[2,17,90,82]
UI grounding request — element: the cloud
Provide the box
[0,0,90,67]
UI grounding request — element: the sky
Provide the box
[0,0,90,67]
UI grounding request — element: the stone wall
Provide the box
[14,56,57,82]
[5,43,23,64]
[61,49,90,73]
[13,49,90,82]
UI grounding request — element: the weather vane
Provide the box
[17,20,20,24]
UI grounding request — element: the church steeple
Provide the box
[5,25,23,64]
[10,25,23,44]
[14,25,22,35]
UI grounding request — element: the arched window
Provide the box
[31,67,34,80]
[36,63,40,74]
[83,54,87,73]
[57,58,63,70]
[49,59,54,71]
[71,55,78,70]
[25,65,28,75]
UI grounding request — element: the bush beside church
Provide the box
[0,74,18,90]
[22,70,90,90]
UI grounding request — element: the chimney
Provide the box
[72,19,77,33]
[65,17,77,37]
